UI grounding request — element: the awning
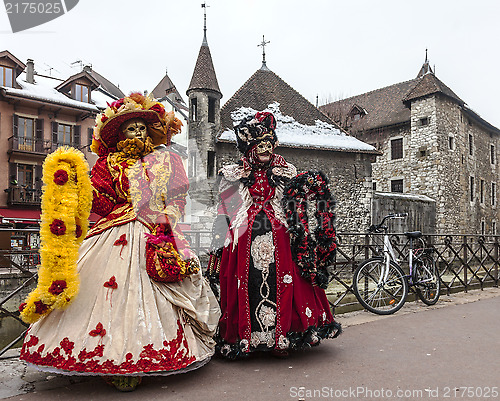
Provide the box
[0,209,101,224]
[0,208,41,224]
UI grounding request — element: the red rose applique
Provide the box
[53,169,68,185]
[50,219,66,236]
[104,276,118,307]
[89,322,106,338]
[48,280,67,295]
[113,234,127,257]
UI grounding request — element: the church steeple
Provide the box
[187,2,221,96]
[186,2,222,204]
[416,49,434,78]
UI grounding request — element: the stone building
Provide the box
[320,56,500,234]
[185,31,379,232]
[0,50,122,247]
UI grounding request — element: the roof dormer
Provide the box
[55,68,100,103]
[0,50,26,88]
[348,104,367,121]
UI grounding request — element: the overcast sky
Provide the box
[2,0,500,127]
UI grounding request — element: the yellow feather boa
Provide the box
[20,147,92,323]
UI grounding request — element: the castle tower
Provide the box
[186,3,222,206]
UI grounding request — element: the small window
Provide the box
[372,181,377,191]
[481,221,485,235]
[0,65,14,88]
[190,97,198,121]
[469,134,473,156]
[391,179,403,193]
[448,136,454,150]
[75,83,89,102]
[491,144,496,164]
[18,164,34,188]
[207,151,216,178]
[470,176,474,202]
[419,117,430,126]
[493,221,497,235]
[57,124,73,145]
[418,146,428,158]
[480,179,485,203]
[17,117,35,151]
[492,182,496,206]
[208,97,216,123]
[391,138,403,160]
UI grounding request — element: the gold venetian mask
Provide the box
[121,118,148,141]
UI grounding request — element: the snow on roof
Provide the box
[374,191,436,202]
[217,102,376,153]
[91,88,117,109]
[3,72,99,112]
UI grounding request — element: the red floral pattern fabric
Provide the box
[21,321,195,375]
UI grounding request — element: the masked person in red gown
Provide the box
[208,111,341,359]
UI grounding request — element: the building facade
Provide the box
[0,50,122,248]
[321,58,500,234]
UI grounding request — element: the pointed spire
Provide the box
[201,2,209,46]
[258,35,271,71]
[416,48,434,78]
[187,2,221,97]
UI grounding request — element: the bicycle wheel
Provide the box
[413,255,440,305]
[353,258,408,315]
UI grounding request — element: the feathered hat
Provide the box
[234,111,278,154]
[91,92,182,156]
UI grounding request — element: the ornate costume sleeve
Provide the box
[90,156,118,217]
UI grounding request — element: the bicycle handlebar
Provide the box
[368,213,408,233]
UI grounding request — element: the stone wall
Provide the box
[216,141,375,233]
[372,192,436,233]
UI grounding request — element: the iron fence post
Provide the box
[463,235,468,293]
[494,236,499,287]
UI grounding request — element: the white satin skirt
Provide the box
[20,221,221,376]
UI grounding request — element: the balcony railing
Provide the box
[6,187,42,206]
[8,136,52,155]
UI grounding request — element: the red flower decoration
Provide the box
[114,234,127,247]
[34,301,49,314]
[150,103,165,117]
[110,99,124,110]
[48,280,67,295]
[60,337,74,355]
[50,219,66,236]
[101,115,108,123]
[19,302,27,312]
[114,234,127,257]
[103,276,118,290]
[89,322,106,337]
[53,169,68,185]
[75,225,82,238]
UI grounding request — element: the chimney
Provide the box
[83,64,92,73]
[26,59,35,84]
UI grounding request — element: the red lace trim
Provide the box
[20,320,196,374]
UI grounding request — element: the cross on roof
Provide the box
[258,35,270,70]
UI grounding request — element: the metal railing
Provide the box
[6,187,42,206]
[8,136,52,154]
[1,230,499,357]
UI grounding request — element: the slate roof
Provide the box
[220,67,335,131]
[151,72,185,105]
[187,43,221,96]
[319,69,465,132]
[87,69,125,99]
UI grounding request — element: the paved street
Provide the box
[1,288,499,401]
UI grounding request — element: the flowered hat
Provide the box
[91,92,182,156]
[234,111,278,154]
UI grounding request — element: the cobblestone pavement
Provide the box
[1,287,499,401]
